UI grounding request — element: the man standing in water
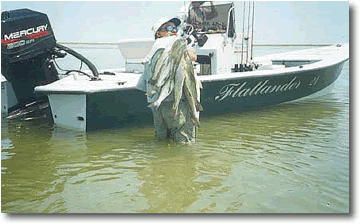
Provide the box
[136,17,202,143]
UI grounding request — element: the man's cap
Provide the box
[152,17,181,39]
[168,17,181,27]
[192,1,206,4]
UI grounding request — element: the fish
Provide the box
[149,49,168,86]
[183,80,201,127]
[169,39,188,72]
[173,52,195,112]
[148,36,203,127]
[170,40,191,115]
[147,36,177,85]
[150,39,187,89]
[145,90,157,97]
[148,77,174,110]
[174,47,203,126]
[183,50,203,112]
[149,54,167,86]
[172,59,186,115]
[149,39,178,86]
[152,60,172,90]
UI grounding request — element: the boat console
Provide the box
[117,2,238,76]
[188,2,237,76]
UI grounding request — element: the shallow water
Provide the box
[1,46,349,213]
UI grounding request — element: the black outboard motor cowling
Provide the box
[1,8,59,108]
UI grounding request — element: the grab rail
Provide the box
[226,6,235,38]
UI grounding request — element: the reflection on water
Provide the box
[1,99,349,213]
[1,52,349,213]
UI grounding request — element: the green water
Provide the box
[1,48,349,213]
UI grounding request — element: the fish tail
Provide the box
[196,101,204,111]
[148,79,156,86]
[147,101,160,110]
[193,117,201,127]
[172,104,179,116]
[189,111,201,127]
[146,90,157,97]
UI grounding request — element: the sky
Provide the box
[0,1,350,44]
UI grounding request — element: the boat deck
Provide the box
[254,43,349,67]
[35,43,349,95]
[35,69,141,94]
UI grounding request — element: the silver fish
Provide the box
[172,51,198,114]
[145,90,157,97]
[172,59,185,115]
[148,77,174,110]
[183,51,203,112]
[183,81,201,127]
[175,46,203,126]
[148,37,203,127]
[169,39,187,72]
[149,49,168,86]
[151,39,187,89]
[153,60,172,90]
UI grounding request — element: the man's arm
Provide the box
[205,1,218,20]
[136,48,164,92]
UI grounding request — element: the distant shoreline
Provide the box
[58,41,333,47]
[253,43,332,47]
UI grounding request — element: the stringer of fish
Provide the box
[148,37,203,127]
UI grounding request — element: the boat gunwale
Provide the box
[199,56,348,83]
[34,44,348,95]
[35,58,347,95]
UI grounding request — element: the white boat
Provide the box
[2,3,349,131]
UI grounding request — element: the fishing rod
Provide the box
[251,1,255,61]
[241,1,246,71]
[246,1,251,64]
[251,1,255,60]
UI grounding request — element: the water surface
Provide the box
[1,46,349,213]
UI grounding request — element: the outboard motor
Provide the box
[1,8,99,118]
[1,8,59,108]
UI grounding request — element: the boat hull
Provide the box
[86,89,153,130]
[199,60,345,114]
[78,60,346,131]
[34,43,348,131]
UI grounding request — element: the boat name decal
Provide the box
[215,77,301,101]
